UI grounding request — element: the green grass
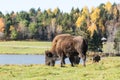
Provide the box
[0,41,118,55]
[0,41,51,55]
[102,42,116,53]
[0,57,120,80]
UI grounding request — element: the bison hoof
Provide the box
[71,64,74,67]
[61,65,65,67]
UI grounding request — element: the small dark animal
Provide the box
[93,54,101,62]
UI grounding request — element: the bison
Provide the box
[45,34,79,67]
[45,34,88,67]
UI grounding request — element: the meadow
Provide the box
[0,41,116,55]
[0,41,120,80]
[0,41,51,55]
[0,57,120,80]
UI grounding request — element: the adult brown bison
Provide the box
[45,34,88,67]
[45,34,79,67]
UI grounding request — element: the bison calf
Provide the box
[93,54,101,62]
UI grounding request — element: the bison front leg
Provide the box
[69,56,74,67]
[78,50,86,67]
[60,56,66,67]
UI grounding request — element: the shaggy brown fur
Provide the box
[50,34,71,54]
[73,36,88,66]
[55,35,78,66]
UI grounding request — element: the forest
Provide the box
[0,1,120,52]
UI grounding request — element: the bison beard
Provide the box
[45,34,88,67]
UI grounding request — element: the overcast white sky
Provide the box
[0,0,120,14]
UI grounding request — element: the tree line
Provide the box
[0,1,120,51]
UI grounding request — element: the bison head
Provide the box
[45,50,57,66]
[73,56,80,64]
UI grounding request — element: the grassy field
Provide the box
[0,57,120,80]
[0,41,51,55]
[0,41,118,55]
[102,42,116,53]
[0,41,120,80]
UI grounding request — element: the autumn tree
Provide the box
[87,23,97,37]
[112,4,119,21]
[0,18,5,39]
[76,6,89,28]
[104,1,113,20]
[75,7,89,37]
[0,18,5,32]
[48,18,57,40]
[53,8,60,16]
[0,1,119,44]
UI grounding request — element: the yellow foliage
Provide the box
[47,9,52,15]
[113,6,118,17]
[56,25,62,33]
[91,6,95,13]
[82,6,89,17]
[104,1,112,13]
[87,23,97,37]
[76,15,86,27]
[75,6,89,27]
[0,18,5,32]
[51,18,56,24]
[90,8,100,23]
[98,19,105,32]
[51,18,56,28]
[53,8,59,15]
[9,25,15,31]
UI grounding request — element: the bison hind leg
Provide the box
[60,56,66,67]
[82,56,86,67]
